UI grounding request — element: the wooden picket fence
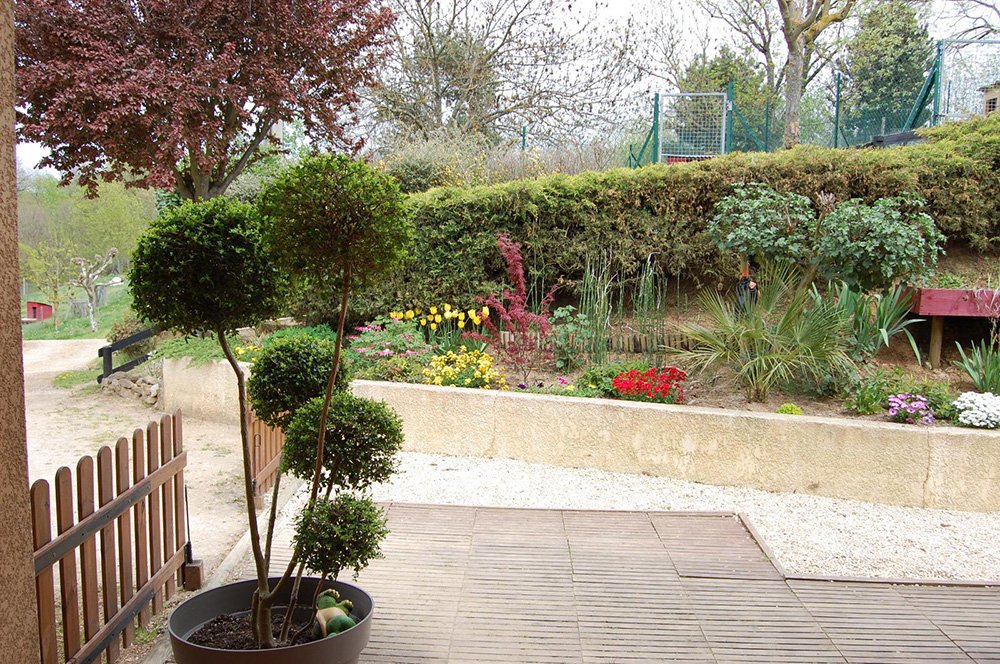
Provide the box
[30,412,193,664]
[249,411,285,507]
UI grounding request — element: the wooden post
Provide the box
[929,316,944,369]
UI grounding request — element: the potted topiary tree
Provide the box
[130,157,411,661]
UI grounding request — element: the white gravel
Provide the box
[370,451,1000,582]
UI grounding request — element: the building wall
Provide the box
[0,0,43,658]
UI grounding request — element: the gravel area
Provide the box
[368,451,1000,582]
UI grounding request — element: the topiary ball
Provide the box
[282,393,402,492]
[248,335,351,429]
[293,494,388,579]
[130,198,286,335]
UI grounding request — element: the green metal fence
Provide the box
[628,38,1000,166]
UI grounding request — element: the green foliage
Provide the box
[154,334,236,365]
[346,319,435,382]
[954,340,1000,393]
[845,366,900,414]
[841,1,933,141]
[260,154,411,299]
[282,394,403,493]
[672,263,856,402]
[248,336,351,430]
[712,184,944,291]
[130,198,286,335]
[817,196,944,291]
[813,282,922,362]
[578,360,651,398]
[359,114,1000,320]
[551,305,591,372]
[262,325,339,347]
[776,403,804,415]
[293,494,388,579]
[108,311,154,361]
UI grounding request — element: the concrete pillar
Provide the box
[0,0,42,660]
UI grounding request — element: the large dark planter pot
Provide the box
[169,577,374,664]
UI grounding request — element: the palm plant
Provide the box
[671,262,855,402]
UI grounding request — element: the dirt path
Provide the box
[23,339,249,575]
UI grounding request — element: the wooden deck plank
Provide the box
[245,505,1000,664]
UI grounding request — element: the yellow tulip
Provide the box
[405,310,414,319]
[467,309,476,319]
[434,314,442,323]
[430,323,438,331]
[458,312,465,320]
[430,306,438,315]
[444,303,452,312]
[458,321,465,329]
[420,318,427,326]
[482,306,490,317]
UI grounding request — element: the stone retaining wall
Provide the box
[161,359,1000,511]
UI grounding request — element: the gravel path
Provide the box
[369,452,1000,582]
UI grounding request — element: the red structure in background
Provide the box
[24,300,52,322]
[908,287,1000,369]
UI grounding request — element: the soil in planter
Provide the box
[187,611,321,650]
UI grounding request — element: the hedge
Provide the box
[349,114,1000,320]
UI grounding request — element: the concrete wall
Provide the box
[162,357,248,425]
[161,360,1000,512]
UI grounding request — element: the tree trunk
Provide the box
[86,298,96,331]
[783,38,806,149]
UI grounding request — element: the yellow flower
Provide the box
[430,323,438,331]
[467,309,476,319]
[457,320,465,329]
[566,385,576,391]
[444,303,452,312]
[405,310,414,319]
[420,318,427,326]
[434,314,442,323]
[482,306,490,317]
[471,315,481,325]
[415,308,423,315]
[430,306,438,315]
[458,311,466,321]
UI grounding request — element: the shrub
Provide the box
[579,360,651,397]
[844,366,900,414]
[248,335,351,430]
[611,367,687,404]
[422,347,506,389]
[282,394,403,493]
[293,493,389,580]
[551,305,592,372]
[463,234,556,384]
[954,340,1000,393]
[672,262,856,402]
[130,198,286,336]
[776,403,804,415]
[952,391,1000,429]
[108,312,154,361]
[357,114,1000,319]
[887,393,935,425]
[346,318,435,382]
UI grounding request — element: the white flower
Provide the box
[952,392,1000,429]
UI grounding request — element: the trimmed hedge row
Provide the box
[351,114,1000,319]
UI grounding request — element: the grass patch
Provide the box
[154,335,241,365]
[53,369,101,389]
[22,286,134,341]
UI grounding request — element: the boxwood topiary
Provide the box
[248,335,351,429]
[293,494,389,580]
[282,394,403,493]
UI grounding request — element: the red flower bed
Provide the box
[611,367,687,404]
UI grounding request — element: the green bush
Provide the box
[293,494,388,580]
[282,394,403,493]
[776,403,804,415]
[357,114,1000,321]
[248,335,351,429]
[845,366,900,414]
[130,198,286,336]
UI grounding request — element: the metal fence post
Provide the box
[932,41,943,125]
[833,73,841,148]
[725,81,735,153]
[651,93,660,164]
[520,125,527,150]
[764,100,771,152]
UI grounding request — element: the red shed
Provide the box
[25,301,53,322]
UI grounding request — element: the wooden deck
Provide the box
[255,504,1000,663]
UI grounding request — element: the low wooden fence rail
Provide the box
[249,412,286,507]
[30,412,196,664]
[97,327,158,383]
